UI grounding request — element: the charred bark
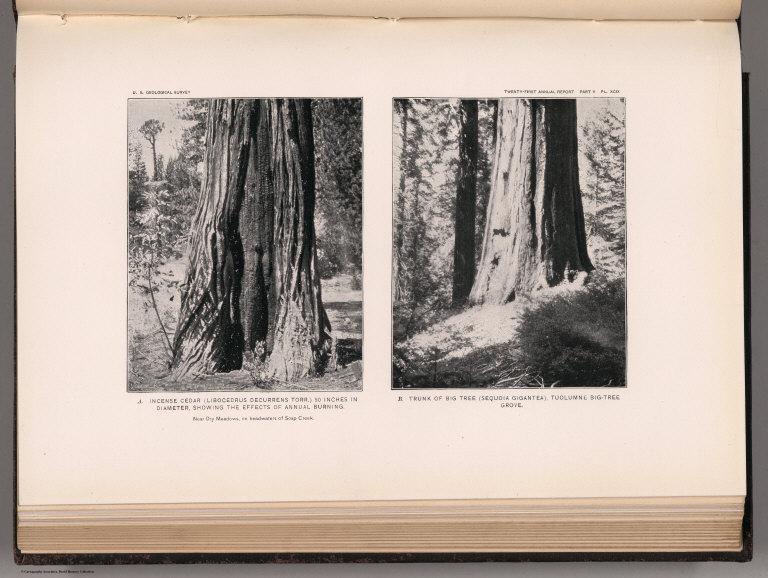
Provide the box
[266,99,332,380]
[452,99,478,307]
[170,99,252,376]
[171,98,331,381]
[239,100,275,356]
[469,99,592,305]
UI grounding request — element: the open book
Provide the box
[14,0,749,561]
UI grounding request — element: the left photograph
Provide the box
[128,98,363,392]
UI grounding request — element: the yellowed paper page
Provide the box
[17,15,744,506]
[15,0,742,20]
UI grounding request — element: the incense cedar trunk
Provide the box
[171,98,332,382]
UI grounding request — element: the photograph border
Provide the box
[125,96,365,394]
[389,95,628,391]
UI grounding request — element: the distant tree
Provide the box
[177,99,209,194]
[470,99,592,305]
[153,100,210,250]
[581,105,626,267]
[164,155,187,191]
[312,99,363,281]
[128,145,148,213]
[475,99,498,264]
[393,98,409,301]
[392,99,456,336]
[155,153,165,182]
[452,99,478,307]
[139,119,165,180]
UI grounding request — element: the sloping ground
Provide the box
[399,283,585,361]
[402,301,528,362]
[322,274,362,341]
[394,284,588,389]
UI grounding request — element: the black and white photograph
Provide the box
[128,98,363,392]
[393,97,626,389]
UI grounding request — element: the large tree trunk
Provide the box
[265,99,332,380]
[452,99,478,307]
[239,100,275,356]
[171,98,331,381]
[170,99,252,376]
[469,99,592,305]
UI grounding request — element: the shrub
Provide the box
[316,246,341,279]
[516,279,626,386]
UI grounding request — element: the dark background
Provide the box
[0,1,765,575]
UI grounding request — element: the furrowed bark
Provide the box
[171,99,252,377]
[171,98,332,382]
[470,99,592,306]
[266,99,332,380]
[239,100,275,357]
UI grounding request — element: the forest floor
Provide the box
[128,260,362,392]
[394,284,583,389]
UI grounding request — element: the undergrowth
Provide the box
[515,278,625,386]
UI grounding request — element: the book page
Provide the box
[15,0,742,20]
[16,15,745,506]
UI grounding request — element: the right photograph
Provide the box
[392,97,626,389]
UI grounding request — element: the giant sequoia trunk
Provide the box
[452,99,478,307]
[171,98,331,381]
[469,99,592,305]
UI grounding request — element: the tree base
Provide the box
[266,302,333,382]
